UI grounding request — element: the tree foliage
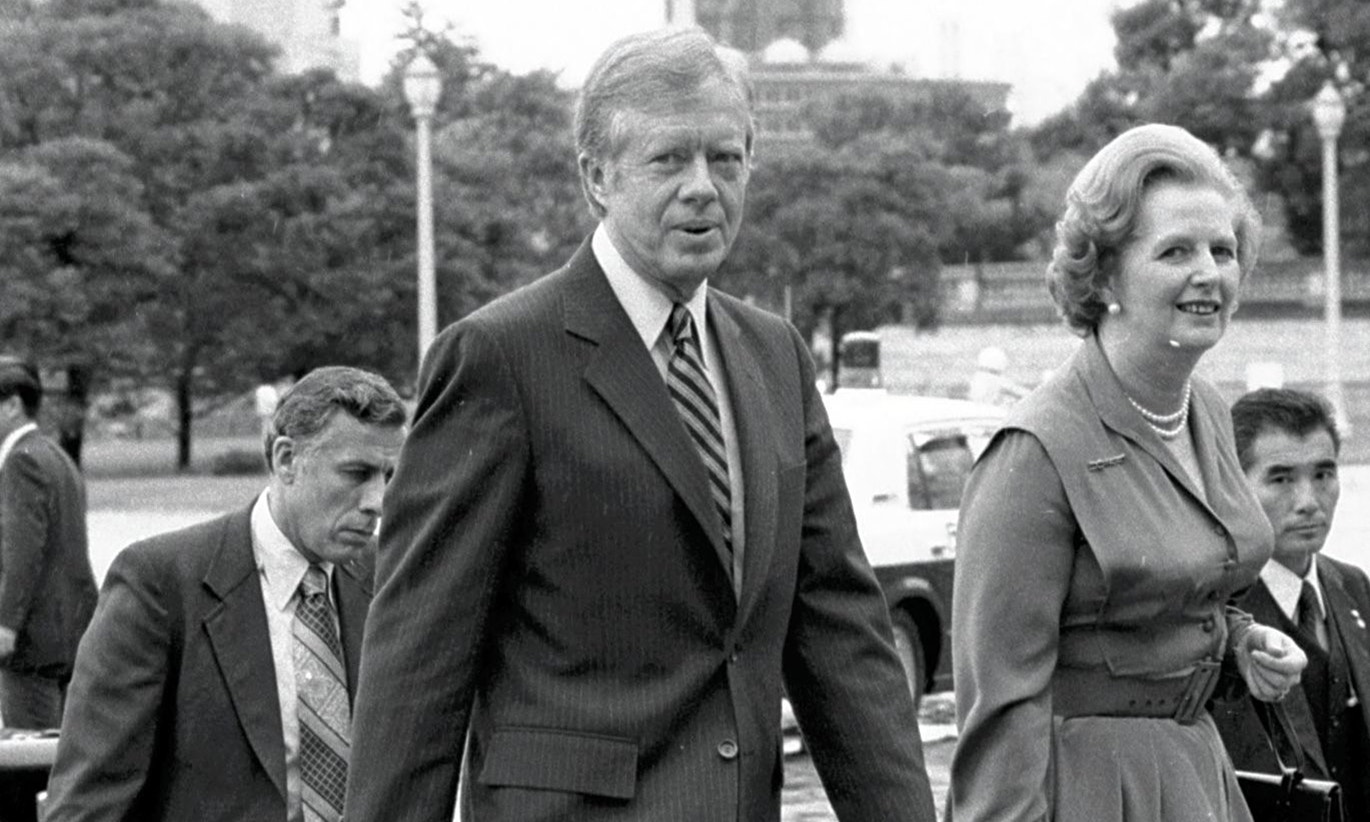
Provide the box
[719,84,1055,360]
[0,0,585,468]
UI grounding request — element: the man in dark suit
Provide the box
[42,366,407,822]
[345,27,936,822]
[0,355,96,730]
[1213,387,1370,819]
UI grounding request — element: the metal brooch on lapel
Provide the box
[1087,454,1128,472]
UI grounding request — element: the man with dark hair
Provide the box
[43,366,407,822]
[345,26,936,822]
[0,355,96,730]
[1212,387,1370,820]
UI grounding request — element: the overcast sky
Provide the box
[340,0,1123,125]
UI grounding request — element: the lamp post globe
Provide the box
[1313,80,1346,140]
[403,51,442,366]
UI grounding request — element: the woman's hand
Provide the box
[1234,623,1307,702]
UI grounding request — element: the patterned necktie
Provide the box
[294,565,349,822]
[667,303,733,558]
[1297,579,1325,651]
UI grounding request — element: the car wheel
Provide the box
[890,610,925,707]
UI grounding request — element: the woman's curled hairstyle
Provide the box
[1046,123,1262,336]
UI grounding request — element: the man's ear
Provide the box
[272,436,299,484]
[579,152,609,213]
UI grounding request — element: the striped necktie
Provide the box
[294,565,349,822]
[667,303,733,559]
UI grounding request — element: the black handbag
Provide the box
[1234,699,1344,822]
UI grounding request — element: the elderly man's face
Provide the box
[585,79,750,302]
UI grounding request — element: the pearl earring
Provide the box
[1107,303,1121,316]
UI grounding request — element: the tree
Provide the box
[723,84,1054,357]
[1256,0,1370,254]
[1030,0,1275,161]
[0,0,285,466]
[0,137,170,461]
[720,134,944,385]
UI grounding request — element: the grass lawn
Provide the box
[83,435,265,512]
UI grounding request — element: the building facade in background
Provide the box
[666,0,1009,148]
[188,0,360,82]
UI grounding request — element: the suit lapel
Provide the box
[1078,337,1209,507]
[202,507,288,801]
[1317,557,1370,734]
[709,297,778,620]
[566,242,734,576]
[335,557,373,701]
[1243,581,1331,776]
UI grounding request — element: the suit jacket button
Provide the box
[717,740,739,760]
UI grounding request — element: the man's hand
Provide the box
[1235,623,1307,702]
[0,625,17,661]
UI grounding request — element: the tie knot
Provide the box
[301,564,328,599]
[670,303,697,347]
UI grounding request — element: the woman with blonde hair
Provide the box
[949,124,1306,821]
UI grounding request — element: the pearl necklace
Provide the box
[1125,380,1191,440]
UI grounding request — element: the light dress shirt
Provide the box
[1262,557,1329,650]
[250,490,338,822]
[0,421,37,468]
[593,224,746,594]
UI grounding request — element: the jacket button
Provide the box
[717,740,739,760]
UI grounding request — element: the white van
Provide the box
[822,388,1006,703]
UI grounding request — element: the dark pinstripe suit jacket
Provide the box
[346,239,936,821]
[42,505,372,821]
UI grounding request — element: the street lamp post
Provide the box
[403,52,442,366]
[1312,81,1350,435]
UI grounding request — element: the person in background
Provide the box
[256,381,281,440]
[966,346,1028,408]
[1212,387,1370,821]
[950,124,1306,821]
[43,366,407,822]
[0,355,96,730]
[344,26,936,822]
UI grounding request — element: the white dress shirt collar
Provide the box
[0,422,38,469]
[1261,555,1326,623]
[250,490,333,612]
[592,224,711,353]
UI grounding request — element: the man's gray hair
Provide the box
[574,27,753,214]
[264,366,407,468]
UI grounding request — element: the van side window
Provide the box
[906,433,975,511]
